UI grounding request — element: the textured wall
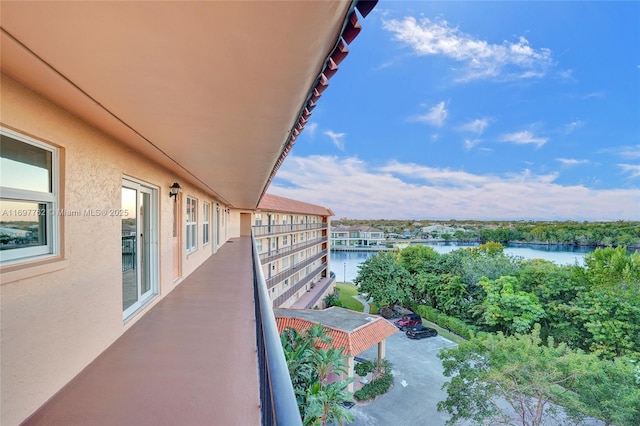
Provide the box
[0,75,229,426]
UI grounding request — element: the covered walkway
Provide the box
[23,238,261,426]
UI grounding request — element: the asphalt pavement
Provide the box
[348,323,458,426]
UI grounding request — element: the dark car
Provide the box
[394,313,422,331]
[406,324,438,339]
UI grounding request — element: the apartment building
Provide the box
[254,194,334,308]
[331,225,386,248]
[0,2,377,425]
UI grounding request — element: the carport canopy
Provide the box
[275,307,398,360]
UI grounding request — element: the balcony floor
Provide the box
[23,237,261,426]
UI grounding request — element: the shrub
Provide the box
[354,360,374,377]
[354,360,393,402]
[414,305,479,340]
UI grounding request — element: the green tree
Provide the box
[398,244,439,275]
[438,326,595,426]
[353,251,412,307]
[480,276,546,335]
[571,356,640,426]
[280,325,354,425]
[517,259,586,347]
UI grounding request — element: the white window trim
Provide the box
[0,128,59,265]
[202,202,210,245]
[186,196,197,253]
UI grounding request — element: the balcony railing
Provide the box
[266,249,328,288]
[273,262,328,307]
[252,235,302,426]
[259,236,327,264]
[253,222,327,237]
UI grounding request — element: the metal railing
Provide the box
[252,235,302,425]
[273,262,328,307]
[259,236,327,264]
[253,222,327,237]
[302,276,335,309]
[266,249,328,288]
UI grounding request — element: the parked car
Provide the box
[406,324,438,339]
[394,313,422,331]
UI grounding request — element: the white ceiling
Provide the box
[1,1,352,208]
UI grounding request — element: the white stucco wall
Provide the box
[0,75,230,425]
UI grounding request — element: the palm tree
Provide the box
[281,326,355,425]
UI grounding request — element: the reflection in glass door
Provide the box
[122,179,157,319]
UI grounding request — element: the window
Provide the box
[255,213,262,226]
[186,196,197,253]
[0,129,59,265]
[256,239,263,253]
[202,202,210,245]
[282,235,288,245]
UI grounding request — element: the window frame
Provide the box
[186,196,197,253]
[0,128,60,265]
[202,202,210,245]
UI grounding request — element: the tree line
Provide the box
[354,244,640,425]
[334,219,640,248]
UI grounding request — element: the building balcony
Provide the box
[259,236,327,264]
[253,222,327,237]
[266,249,328,289]
[22,237,300,426]
[273,262,330,307]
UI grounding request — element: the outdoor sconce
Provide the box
[169,182,182,201]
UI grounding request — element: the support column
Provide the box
[347,356,355,393]
[377,340,386,363]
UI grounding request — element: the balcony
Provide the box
[22,237,300,426]
[266,249,328,288]
[259,236,327,264]
[253,222,327,237]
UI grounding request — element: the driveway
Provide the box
[348,324,458,426]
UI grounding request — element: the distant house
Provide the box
[331,225,385,248]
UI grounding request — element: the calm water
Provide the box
[330,243,594,282]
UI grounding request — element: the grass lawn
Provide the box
[334,283,364,312]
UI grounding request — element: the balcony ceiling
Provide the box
[0,1,352,208]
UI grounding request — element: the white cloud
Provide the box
[323,130,346,150]
[606,145,640,160]
[582,91,606,100]
[416,101,448,127]
[564,120,584,134]
[464,138,482,150]
[383,17,553,82]
[269,155,640,221]
[460,118,489,134]
[305,122,318,137]
[556,158,588,166]
[618,164,640,179]
[500,130,548,148]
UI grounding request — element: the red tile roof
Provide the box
[258,193,334,217]
[275,308,398,357]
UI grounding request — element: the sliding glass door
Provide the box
[122,178,158,319]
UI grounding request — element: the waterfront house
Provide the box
[0,1,377,424]
[331,225,386,249]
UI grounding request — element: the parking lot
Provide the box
[348,324,458,426]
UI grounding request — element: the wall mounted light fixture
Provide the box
[169,182,182,201]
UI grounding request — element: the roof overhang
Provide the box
[1,1,376,208]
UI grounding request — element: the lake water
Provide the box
[330,243,594,282]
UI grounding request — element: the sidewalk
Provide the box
[353,295,371,314]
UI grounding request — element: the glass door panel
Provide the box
[122,186,138,312]
[122,179,158,319]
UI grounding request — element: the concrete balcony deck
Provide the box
[23,237,261,426]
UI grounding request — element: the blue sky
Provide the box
[270,1,640,221]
